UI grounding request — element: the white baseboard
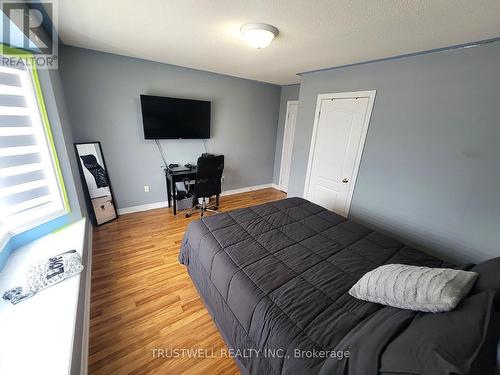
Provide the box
[117,201,169,215]
[117,183,278,215]
[220,183,273,196]
[80,220,92,375]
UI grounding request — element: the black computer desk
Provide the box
[164,167,197,215]
[165,166,222,215]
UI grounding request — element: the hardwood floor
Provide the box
[89,188,286,374]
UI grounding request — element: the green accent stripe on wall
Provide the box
[30,66,70,211]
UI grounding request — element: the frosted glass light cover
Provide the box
[240,23,279,49]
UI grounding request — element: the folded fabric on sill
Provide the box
[2,249,84,305]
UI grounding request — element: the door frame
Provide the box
[278,100,298,192]
[303,90,376,215]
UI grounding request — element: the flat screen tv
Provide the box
[140,95,211,139]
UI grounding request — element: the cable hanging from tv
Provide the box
[155,139,168,168]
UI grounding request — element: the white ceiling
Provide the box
[56,0,500,85]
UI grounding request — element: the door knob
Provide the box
[342,178,349,183]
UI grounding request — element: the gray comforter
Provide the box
[179,197,498,375]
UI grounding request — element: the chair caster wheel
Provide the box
[185,213,191,218]
[213,207,218,210]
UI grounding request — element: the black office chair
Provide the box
[185,155,224,218]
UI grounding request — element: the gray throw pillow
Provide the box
[470,257,500,294]
[379,290,498,375]
[349,264,478,312]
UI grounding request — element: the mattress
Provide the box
[179,197,498,375]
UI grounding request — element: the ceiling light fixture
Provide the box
[240,23,279,49]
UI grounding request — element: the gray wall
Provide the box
[42,68,86,219]
[59,46,281,209]
[289,41,500,263]
[272,84,300,185]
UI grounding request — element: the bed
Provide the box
[179,197,499,375]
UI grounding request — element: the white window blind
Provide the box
[0,62,68,236]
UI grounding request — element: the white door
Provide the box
[278,101,298,192]
[305,91,376,216]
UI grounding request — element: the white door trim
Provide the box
[303,90,376,216]
[278,100,298,192]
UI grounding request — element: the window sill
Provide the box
[0,226,9,254]
[8,203,69,236]
[0,218,86,375]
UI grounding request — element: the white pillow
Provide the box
[349,264,478,312]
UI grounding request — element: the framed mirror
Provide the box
[74,142,118,226]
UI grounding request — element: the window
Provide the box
[0,55,69,240]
